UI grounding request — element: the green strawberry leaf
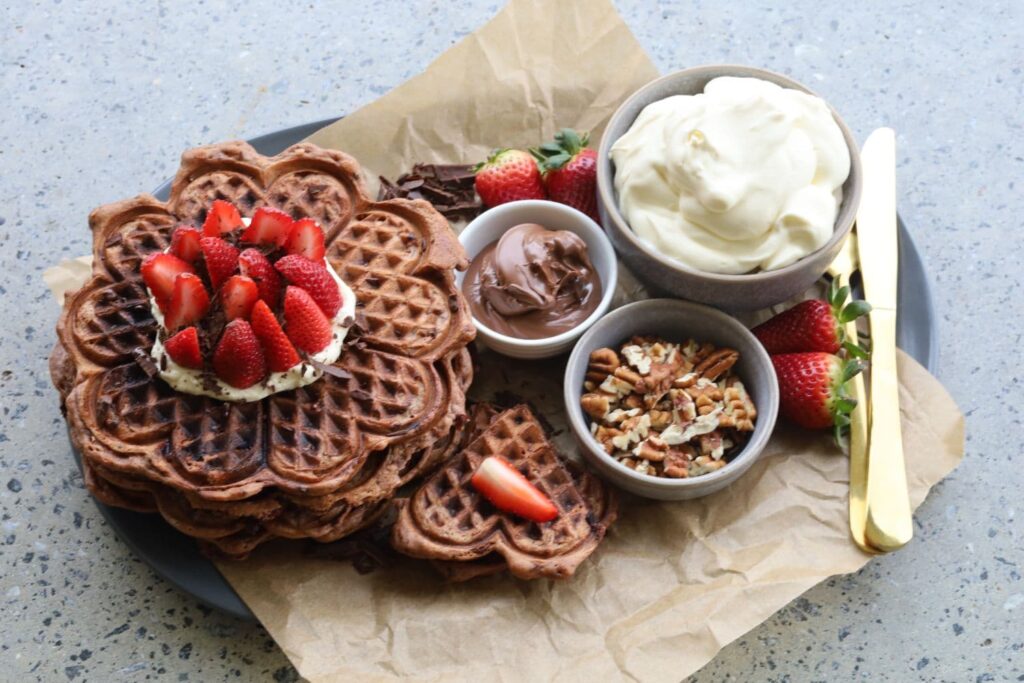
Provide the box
[834,424,848,450]
[540,153,572,172]
[830,283,850,308]
[834,396,858,414]
[840,359,866,384]
[842,340,871,360]
[556,128,582,151]
[838,300,873,323]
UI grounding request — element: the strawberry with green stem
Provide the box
[771,352,866,444]
[473,149,546,208]
[752,281,872,358]
[531,128,599,222]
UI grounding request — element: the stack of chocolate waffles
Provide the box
[50,141,477,558]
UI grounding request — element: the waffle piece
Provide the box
[391,405,618,580]
[84,458,390,560]
[52,141,476,553]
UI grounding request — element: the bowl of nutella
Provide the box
[596,65,863,311]
[456,199,617,359]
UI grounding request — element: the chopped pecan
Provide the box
[686,382,724,415]
[621,344,652,375]
[697,430,724,458]
[672,372,699,389]
[586,348,620,384]
[599,374,634,397]
[669,388,697,422]
[721,377,757,431]
[634,435,668,462]
[636,363,678,403]
[690,342,717,364]
[581,393,611,420]
[648,409,672,430]
[633,459,655,476]
[663,445,696,478]
[613,365,643,389]
[622,393,644,410]
[594,425,624,453]
[694,348,739,382]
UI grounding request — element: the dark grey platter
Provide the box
[73,119,939,622]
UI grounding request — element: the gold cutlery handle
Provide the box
[841,301,875,554]
[864,309,913,550]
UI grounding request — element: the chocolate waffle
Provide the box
[52,141,476,556]
[391,405,618,580]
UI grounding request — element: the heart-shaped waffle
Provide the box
[52,141,476,554]
[391,404,618,580]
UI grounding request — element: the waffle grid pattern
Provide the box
[392,405,618,580]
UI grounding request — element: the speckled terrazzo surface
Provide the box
[1,0,1020,680]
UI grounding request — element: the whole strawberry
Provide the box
[532,128,599,221]
[772,352,864,440]
[474,149,546,208]
[752,283,871,357]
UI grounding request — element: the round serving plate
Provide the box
[70,119,939,621]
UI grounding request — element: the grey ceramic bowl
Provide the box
[564,299,779,500]
[596,65,863,311]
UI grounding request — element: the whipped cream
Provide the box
[147,221,356,402]
[610,76,850,274]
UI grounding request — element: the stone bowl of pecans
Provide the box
[564,299,779,500]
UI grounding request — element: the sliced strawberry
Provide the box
[239,206,293,247]
[470,456,558,523]
[212,319,267,389]
[201,199,244,237]
[282,286,333,354]
[250,300,301,372]
[163,326,203,369]
[199,236,240,291]
[140,252,194,313]
[238,248,282,307]
[221,275,259,321]
[169,226,203,263]
[164,273,210,331]
[274,254,342,318]
[284,218,326,260]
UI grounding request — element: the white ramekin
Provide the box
[455,200,618,359]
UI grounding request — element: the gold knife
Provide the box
[826,236,876,554]
[857,127,913,551]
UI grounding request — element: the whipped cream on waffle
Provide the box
[147,218,357,402]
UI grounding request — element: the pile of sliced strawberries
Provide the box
[141,200,345,389]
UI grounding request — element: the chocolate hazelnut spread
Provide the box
[462,223,602,339]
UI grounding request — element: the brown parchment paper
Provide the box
[44,1,965,680]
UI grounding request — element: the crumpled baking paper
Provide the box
[44,1,964,680]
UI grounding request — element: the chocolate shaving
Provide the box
[132,348,159,378]
[308,359,353,380]
[378,163,483,221]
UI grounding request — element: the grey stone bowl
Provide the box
[563,299,779,500]
[596,65,863,311]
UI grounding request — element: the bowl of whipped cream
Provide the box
[597,65,862,310]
